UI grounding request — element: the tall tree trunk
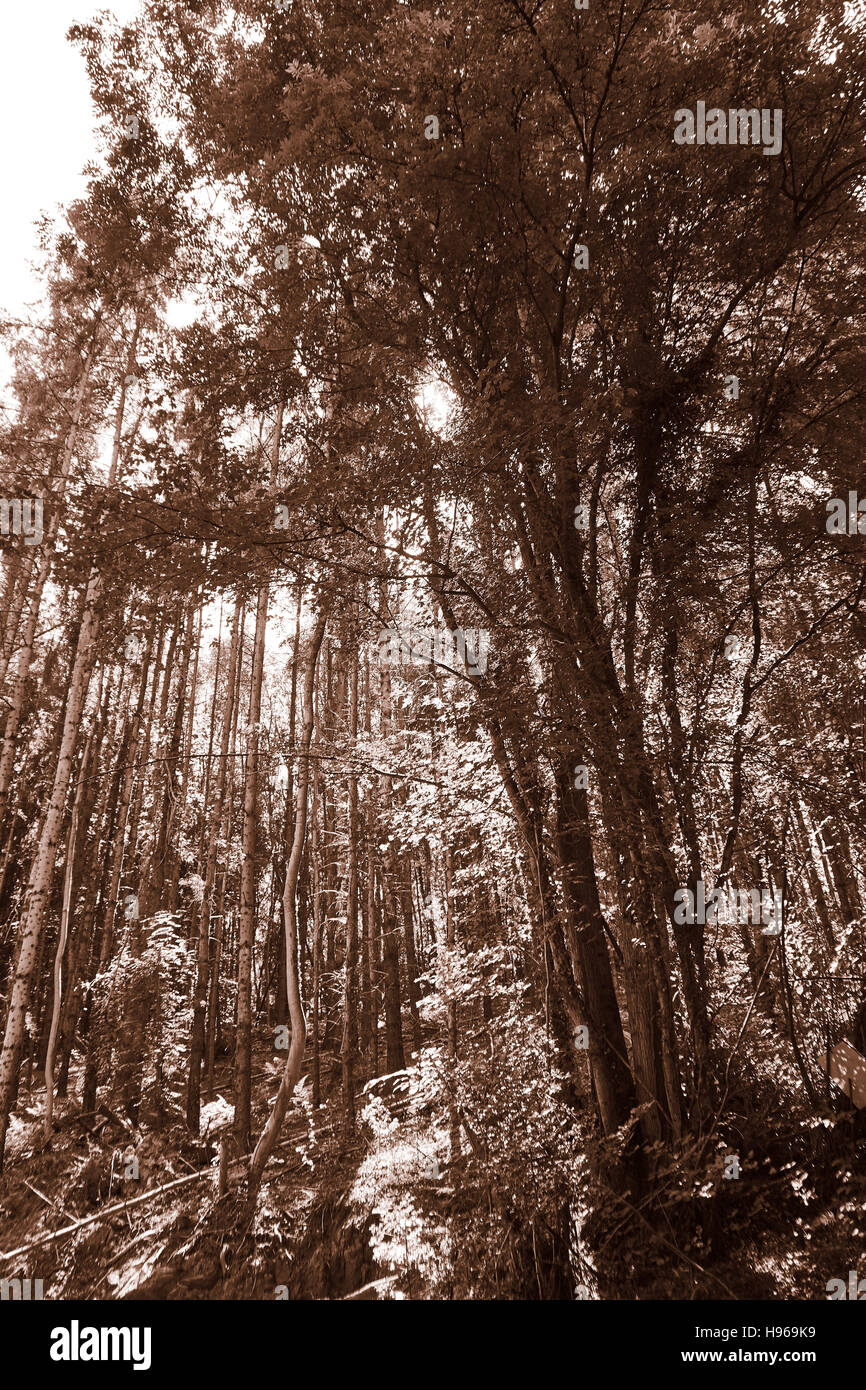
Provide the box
[0,572,101,1169]
[233,578,269,1156]
[43,729,92,1141]
[187,601,240,1132]
[249,598,330,1190]
[310,757,323,1109]
[340,648,359,1132]
[444,845,461,1161]
[382,872,405,1075]
[0,328,102,815]
[234,407,282,1154]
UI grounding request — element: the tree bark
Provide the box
[249,598,330,1189]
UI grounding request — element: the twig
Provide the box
[22,1179,76,1225]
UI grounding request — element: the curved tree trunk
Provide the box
[249,598,330,1191]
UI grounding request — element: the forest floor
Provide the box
[0,1032,444,1300]
[1,1038,865,1300]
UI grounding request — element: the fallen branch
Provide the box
[0,1166,214,1264]
[0,1121,319,1266]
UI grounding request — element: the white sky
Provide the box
[0,0,142,338]
[0,0,453,434]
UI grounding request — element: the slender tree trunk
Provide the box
[341,649,359,1131]
[0,330,101,815]
[0,571,101,1169]
[43,731,92,1141]
[444,846,461,1161]
[401,859,422,1055]
[205,607,245,1100]
[234,579,269,1155]
[382,872,405,1075]
[234,407,282,1154]
[249,599,330,1190]
[187,601,240,1132]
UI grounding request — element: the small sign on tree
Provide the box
[821,1039,866,1109]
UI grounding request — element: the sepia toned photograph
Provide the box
[0,0,864,1350]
